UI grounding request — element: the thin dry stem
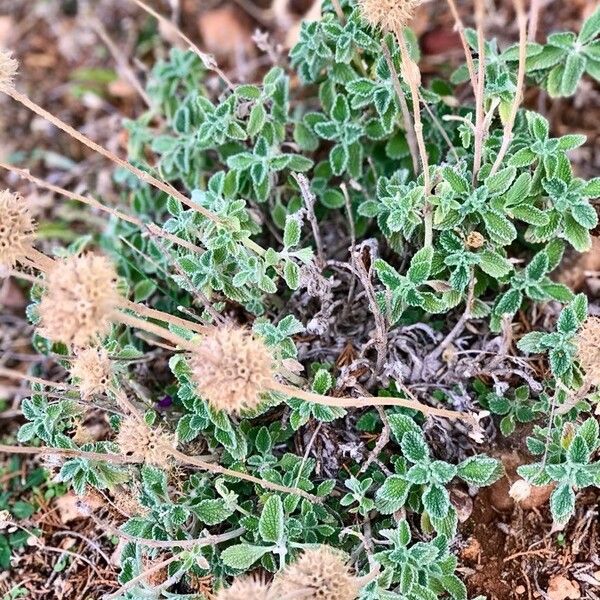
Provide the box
[1,87,220,225]
[0,367,73,391]
[268,380,473,422]
[445,0,478,92]
[128,0,235,90]
[120,299,210,335]
[395,31,432,246]
[114,311,197,351]
[0,162,205,255]
[490,0,528,176]
[472,0,486,183]
[528,0,543,41]
[170,449,320,501]
[381,40,420,174]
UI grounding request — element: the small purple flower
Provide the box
[156,395,173,410]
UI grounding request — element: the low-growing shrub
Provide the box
[1,0,600,598]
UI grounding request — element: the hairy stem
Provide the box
[395,31,433,247]
[268,381,474,423]
[381,40,420,175]
[0,162,205,255]
[472,0,487,183]
[490,0,528,176]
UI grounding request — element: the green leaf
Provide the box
[375,475,411,514]
[571,202,598,229]
[579,7,600,44]
[442,167,469,194]
[407,247,433,285]
[283,217,302,248]
[457,456,503,486]
[221,544,271,570]
[567,435,590,464]
[549,484,575,524]
[423,484,450,519]
[133,280,157,302]
[495,289,523,316]
[258,496,285,543]
[482,211,517,245]
[195,499,235,525]
[486,166,517,195]
[563,213,592,251]
[247,103,267,137]
[560,53,586,96]
[401,431,430,463]
[557,306,578,335]
[478,250,512,278]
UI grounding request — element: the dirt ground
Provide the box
[1,1,599,599]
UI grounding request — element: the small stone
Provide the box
[515,585,526,594]
[547,575,581,600]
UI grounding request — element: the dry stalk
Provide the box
[444,0,478,93]
[490,0,528,176]
[128,0,235,90]
[381,40,420,174]
[472,0,487,183]
[394,32,433,247]
[0,162,205,255]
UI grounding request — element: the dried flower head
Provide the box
[509,479,532,503]
[116,417,175,468]
[38,253,120,347]
[70,347,112,399]
[0,190,35,269]
[274,546,358,600]
[215,576,272,600]
[0,49,17,90]
[358,0,422,32]
[576,317,600,385]
[466,231,485,249]
[189,327,273,413]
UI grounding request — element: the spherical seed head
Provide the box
[275,547,358,600]
[38,253,120,347]
[189,327,273,414]
[0,190,35,269]
[215,577,272,600]
[358,0,422,32]
[0,49,17,89]
[576,317,600,385]
[70,347,112,399]
[116,417,175,468]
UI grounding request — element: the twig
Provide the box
[490,0,528,176]
[445,0,478,93]
[0,88,223,227]
[528,0,543,41]
[426,273,476,363]
[359,407,390,474]
[472,0,487,183]
[268,380,473,422]
[293,173,325,269]
[381,40,420,174]
[103,553,181,600]
[0,161,205,255]
[128,0,235,90]
[0,367,73,391]
[395,31,433,246]
[88,16,153,109]
[341,182,358,316]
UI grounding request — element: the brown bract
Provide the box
[188,327,273,413]
[0,49,17,89]
[576,317,600,385]
[274,546,359,600]
[116,417,175,469]
[38,253,120,347]
[215,576,272,600]
[0,189,35,269]
[358,0,422,32]
[70,347,112,399]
